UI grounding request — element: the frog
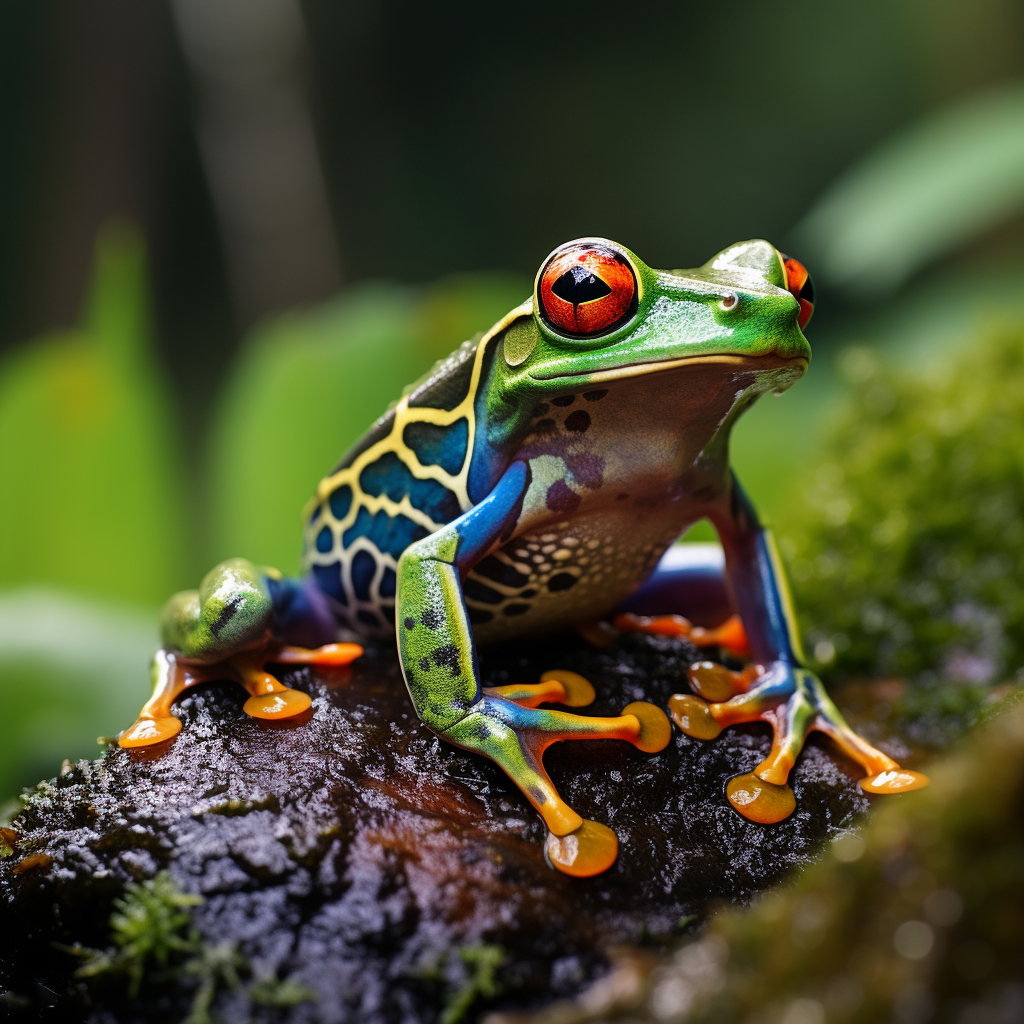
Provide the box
[119,237,928,877]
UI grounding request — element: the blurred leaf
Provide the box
[796,80,1024,296]
[0,587,156,797]
[0,223,191,604]
[207,273,529,573]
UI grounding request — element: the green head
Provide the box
[490,237,813,432]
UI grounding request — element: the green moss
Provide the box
[70,872,203,997]
[65,872,315,1020]
[781,331,1024,695]
[439,945,507,1024]
[248,974,318,1008]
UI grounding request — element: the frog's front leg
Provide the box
[119,559,361,748]
[397,462,670,877]
[667,478,929,822]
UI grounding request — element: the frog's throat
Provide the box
[531,352,808,385]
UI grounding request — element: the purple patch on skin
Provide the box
[546,480,582,514]
[569,451,604,489]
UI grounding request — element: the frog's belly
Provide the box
[466,508,688,644]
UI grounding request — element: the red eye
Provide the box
[539,244,636,336]
[781,254,815,331]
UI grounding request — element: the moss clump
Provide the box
[65,872,314,1021]
[441,945,507,1024]
[781,331,1024,695]
[71,872,203,996]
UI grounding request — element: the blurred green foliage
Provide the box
[782,331,1024,688]
[797,81,1024,297]
[0,224,190,605]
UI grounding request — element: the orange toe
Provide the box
[540,669,596,707]
[119,716,182,749]
[622,701,671,752]
[668,693,722,740]
[726,772,796,823]
[860,769,929,795]
[545,819,618,877]
[243,688,312,720]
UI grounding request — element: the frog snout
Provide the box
[780,253,815,330]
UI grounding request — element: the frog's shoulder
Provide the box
[329,334,483,473]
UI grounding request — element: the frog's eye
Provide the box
[781,254,815,330]
[538,244,637,336]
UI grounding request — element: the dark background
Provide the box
[3,0,1021,429]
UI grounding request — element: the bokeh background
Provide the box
[2,0,1024,799]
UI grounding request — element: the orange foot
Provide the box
[668,662,928,823]
[614,612,751,659]
[119,642,363,749]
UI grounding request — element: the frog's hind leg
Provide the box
[670,669,929,823]
[445,686,670,877]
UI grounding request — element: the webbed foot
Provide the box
[614,612,751,658]
[447,670,670,876]
[119,642,363,749]
[669,662,928,823]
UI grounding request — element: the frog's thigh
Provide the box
[160,557,274,662]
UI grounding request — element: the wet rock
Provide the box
[497,694,1024,1024]
[0,633,878,1023]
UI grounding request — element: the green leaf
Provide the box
[796,81,1024,295]
[0,222,192,605]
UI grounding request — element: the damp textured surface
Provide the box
[0,633,875,1023]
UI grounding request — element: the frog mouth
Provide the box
[533,351,808,385]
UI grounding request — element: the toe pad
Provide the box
[545,819,618,877]
[540,669,596,707]
[860,769,929,794]
[622,701,671,752]
[727,772,796,823]
[243,689,312,720]
[668,694,722,740]
[119,717,182,749]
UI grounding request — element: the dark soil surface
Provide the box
[0,632,878,1023]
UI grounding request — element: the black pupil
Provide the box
[551,265,612,305]
[800,274,814,304]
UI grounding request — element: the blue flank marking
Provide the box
[454,460,530,569]
[351,549,377,602]
[329,483,353,521]
[316,526,333,553]
[380,566,397,598]
[343,506,429,560]
[402,418,469,476]
[358,452,462,524]
[311,562,346,605]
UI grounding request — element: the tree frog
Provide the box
[120,238,927,877]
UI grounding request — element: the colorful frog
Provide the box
[120,238,928,876]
